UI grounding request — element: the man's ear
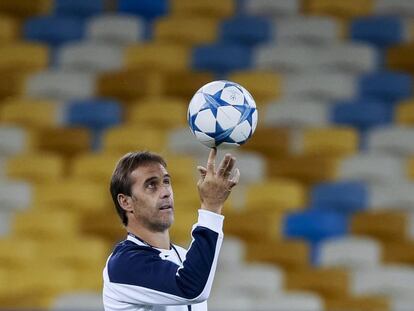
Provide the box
[117,193,133,212]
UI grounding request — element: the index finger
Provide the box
[206,147,217,173]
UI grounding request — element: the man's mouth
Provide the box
[159,204,172,210]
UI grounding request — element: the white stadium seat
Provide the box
[0,126,32,156]
[243,0,300,17]
[0,180,32,211]
[86,14,145,44]
[25,70,96,101]
[52,292,104,311]
[167,127,209,156]
[57,42,123,73]
[374,0,414,17]
[216,236,246,268]
[370,182,414,210]
[367,126,414,156]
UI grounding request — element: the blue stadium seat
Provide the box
[53,0,104,17]
[350,16,404,47]
[310,181,368,214]
[191,43,251,74]
[330,99,393,131]
[64,99,122,131]
[118,0,168,19]
[23,17,85,46]
[219,15,273,46]
[283,210,349,243]
[358,71,412,102]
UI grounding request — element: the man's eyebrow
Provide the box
[143,174,171,185]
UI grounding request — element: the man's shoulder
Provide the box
[109,240,160,263]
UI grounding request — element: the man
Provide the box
[103,148,240,311]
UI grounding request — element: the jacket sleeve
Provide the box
[103,209,224,306]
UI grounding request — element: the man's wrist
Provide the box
[200,202,223,215]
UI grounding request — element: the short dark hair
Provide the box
[110,151,167,226]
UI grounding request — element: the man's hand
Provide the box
[197,148,240,214]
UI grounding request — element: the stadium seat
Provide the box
[0,43,49,72]
[383,241,414,265]
[35,127,92,156]
[154,17,218,46]
[386,43,414,75]
[350,16,405,47]
[303,0,374,19]
[351,210,409,241]
[283,210,349,243]
[358,71,413,102]
[124,43,189,72]
[71,152,120,182]
[301,127,358,156]
[245,239,310,270]
[0,238,37,267]
[0,70,28,99]
[23,16,85,46]
[217,237,245,268]
[127,97,187,129]
[191,43,252,74]
[5,152,64,183]
[169,0,235,19]
[219,15,272,46]
[408,157,414,181]
[254,44,319,74]
[0,14,19,41]
[102,125,167,154]
[316,236,381,268]
[268,155,339,184]
[0,99,60,129]
[118,0,168,19]
[374,0,414,17]
[56,42,123,73]
[25,70,96,100]
[245,178,306,211]
[338,153,405,184]
[163,71,214,99]
[243,0,300,17]
[325,296,389,311]
[0,126,35,156]
[33,179,109,212]
[0,0,52,18]
[0,180,32,211]
[275,16,340,45]
[330,99,392,131]
[369,182,414,210]
[310,181,368,214]
[167,127,209,156]
[263,101,329,128]
[396,99,414,125]
[53,0,104,18]
[64,99,122,131]
[284,73,357,102]
[228,71,282,105]
[367,126,414,156]
[51,292,104,311]
[285,267,349,298]
[86,14,145,44]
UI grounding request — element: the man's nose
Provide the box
[160,185,172,198]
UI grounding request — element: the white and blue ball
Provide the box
[187,80,258,148]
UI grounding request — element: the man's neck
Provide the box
[127,225,170,250]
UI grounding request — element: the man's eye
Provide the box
[163,179,171,185]
[147,182,157,189]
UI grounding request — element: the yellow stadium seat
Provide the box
[383,241,414,265]
[0,15,18,42]
[245,178,307,211]
[35,127,92,157]
[302,127,359,156]
[228,71,282,105]
[127,97,187,129]
[386,44,414,74]
[6,152,64,182]
[0,0,52,18]
[154,17,218,45]
[0,43,49,72]
[124,43,189,72]
[303,0,374,19]
[408,156,414,180]
[13,210,80,239]
[325,295,390,311]
[242,127,291,158]
[103,125,167,154]
[170,0,235,18]
[0,238,37,268]
[395,100,414,125]
[0,98,59,128]
[285,267,350,298]
[163,71,214,99]
[170,209,198,246]
[0,69,29,99]
[97,69,162,101]
[268,155,339,184]
[351,211,408,241]
[33,179,110,212]
[245,239,310,270]
[71,152,121,182]
[165,155,198,184]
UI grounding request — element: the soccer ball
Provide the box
[187,80,258,148]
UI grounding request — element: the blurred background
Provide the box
[1,0,414,310]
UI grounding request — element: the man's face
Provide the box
[129,162,174,232]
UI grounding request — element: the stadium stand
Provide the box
[1,0,414,310]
